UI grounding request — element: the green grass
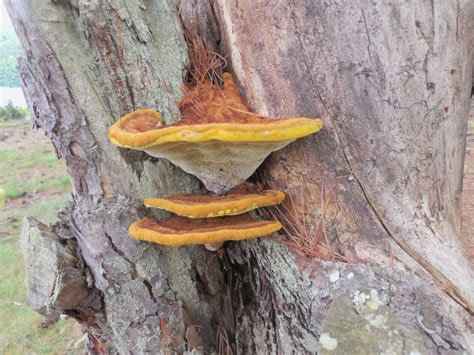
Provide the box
[0,148,71,201]
[0,124,82,353]
[2,175,71,200]
[0,188,4,208]
[4,181,24,199]
[0,149,60,170]
[1,193,72,234]
[0,120,28,128]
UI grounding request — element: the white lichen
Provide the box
[368,314,387,328]
[352,290,370,307]
[366,289,386,311]
[319,333,338,351]
[329,270,340,283]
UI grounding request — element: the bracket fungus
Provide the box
[108,66,322,248]
[109,73,323,193]
[128,215,282,247]
[130,184,285,248]
[144,185,285,218]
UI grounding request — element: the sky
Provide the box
[0,2,25,103]
[0,1,14,32]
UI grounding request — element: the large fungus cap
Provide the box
[144,184,285,218]
[109,73,323,193]
[128,214,282,246]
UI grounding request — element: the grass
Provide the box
[0,146,71,201]
[0,120,28,129]
[3,174,71,199]
[1,193,71,235]
[0,238,83,354]
[0,122,83,354]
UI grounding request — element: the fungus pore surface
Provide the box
[144,184,285,218]
[109,73,323,193]
[129,214,282,246]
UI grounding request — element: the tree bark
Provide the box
[6,0,473,353]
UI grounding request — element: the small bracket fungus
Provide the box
[109,73,323,193]
[128,215,282,246]
[131,184,285,249]
[144,185,285,218]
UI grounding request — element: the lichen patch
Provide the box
[319,333,338,351]
[328,270,340,283]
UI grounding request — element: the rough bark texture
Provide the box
[7,0,474,353]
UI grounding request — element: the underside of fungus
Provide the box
[128,214,282,246]
[109,73,323,193]
[144,184,285,218]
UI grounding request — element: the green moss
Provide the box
[318,292,427,355]
[468,120,474,134]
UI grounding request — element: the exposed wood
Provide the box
[20,217,88,318]
[214,0,474,310]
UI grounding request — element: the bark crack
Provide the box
[416,315,455,350]
[142,279,158,303]
[360,7,374,70]
[350,170,473,314]
[288,3,331,117]
[103,231,133,266]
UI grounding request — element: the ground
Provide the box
[0,120,83,354]
[0,114,472,353]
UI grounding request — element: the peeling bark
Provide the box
[6,0,473,353]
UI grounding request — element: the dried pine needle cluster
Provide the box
[181,27,226,86]
[259,175,359,263]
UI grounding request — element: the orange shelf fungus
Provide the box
[144,185,285,218]
[128,215,282,246]
[108,73,323,193]
[109,68,321,248]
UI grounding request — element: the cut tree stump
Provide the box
[6,0,473,353]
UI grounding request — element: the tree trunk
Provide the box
[6,0,473,353]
